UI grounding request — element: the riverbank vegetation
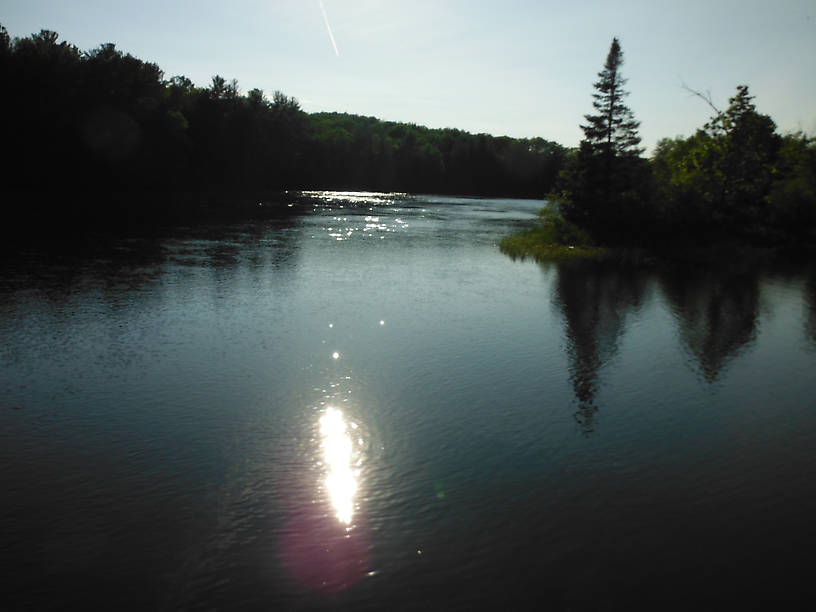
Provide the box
[508,37,816,261]
[500,208,608,260]
[3,25,814,254]
[0,25,565,240]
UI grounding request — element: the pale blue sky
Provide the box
[3,0,815,151]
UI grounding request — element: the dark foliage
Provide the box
[302,113,566,197]
[1,25,566,240]
[549,36,816,251]
[652,86,816,247]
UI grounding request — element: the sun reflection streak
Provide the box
[319,407,358,524]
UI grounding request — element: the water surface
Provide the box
[2,192,816,609]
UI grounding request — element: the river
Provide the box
[2,192,816,609]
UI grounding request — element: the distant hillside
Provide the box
[303,112,567,197]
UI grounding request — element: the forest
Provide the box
[0,25,565,238]
[3,26,814,250]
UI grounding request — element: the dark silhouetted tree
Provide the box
[582,37,642,163]
[652,85,787,244]
[700,85,780,240]
[768,133,816,244]
[557,37,650,244]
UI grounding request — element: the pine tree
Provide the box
[558,37,650,244]
[581,37,642,161]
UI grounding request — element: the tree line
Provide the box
[551,37,816,250]
[0,25,566,236]
[4,25,813,248]
[305,112,565,197]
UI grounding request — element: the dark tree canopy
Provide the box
[0,23,566,242]
[652,85,797,245]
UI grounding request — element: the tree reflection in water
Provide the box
[553,260,648,434]
[552,258,767,433]
[659,263,759,383]
[806,266,816,346]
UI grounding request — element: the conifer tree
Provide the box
[581,37,642,161]
[558,37,650,244]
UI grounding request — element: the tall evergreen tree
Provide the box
[581,37,642,161]
[558,37,650,244]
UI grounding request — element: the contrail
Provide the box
[319,0,340,56]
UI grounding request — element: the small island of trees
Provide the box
[502,37,816,258]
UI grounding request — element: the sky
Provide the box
[3,0,815,152]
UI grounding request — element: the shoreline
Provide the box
[499,230,816,265]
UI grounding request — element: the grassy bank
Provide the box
[499,229,609,261]
[499,206,611,261]
[500,222,816,266]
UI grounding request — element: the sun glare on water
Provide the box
[319,407,358,525]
